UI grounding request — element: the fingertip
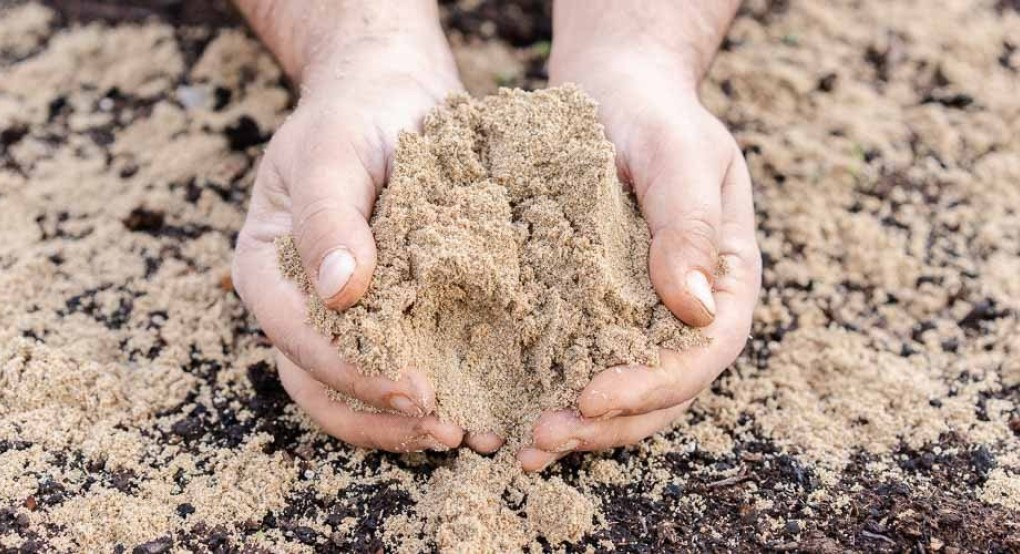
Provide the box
[578,365,648,419]
[683,269,717,325]
[371,370,434,417]
[293,201,378,312]
[518,448,562,472]
[421,417,464,449]
[465,432,504,454]
[383,392,426,418]
[402,369,437,414]
[531,411,582,452]
[655,271,716,328]
[320,241,376,311]
[317,246,356,306]
[577,373,619,419]
[649,228,718,328]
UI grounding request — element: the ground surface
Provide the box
[1,0,1019,552]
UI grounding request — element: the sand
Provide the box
[1,0,1018,552]
[277,86,701,441]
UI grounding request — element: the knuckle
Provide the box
[679,214,719,263]
[293,197,336,241]
[292,206,342,271]
[275,334,312,378]
[610,424,634,448]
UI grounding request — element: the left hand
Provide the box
[519,47,762,471]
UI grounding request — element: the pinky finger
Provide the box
[465,432,505,454]
[277,352,464,452]
[533,402,692,454]
[519,402,692,472]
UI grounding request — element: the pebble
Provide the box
[176,85,210,111]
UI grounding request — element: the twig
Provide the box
[705,474,752,489]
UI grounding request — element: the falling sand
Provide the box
[277,86,702,550]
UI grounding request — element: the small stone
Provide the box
[132,537,172,554]
[293,526,317,545]
[170,418,202,440]
[785,520,802,534]
[175,85,210,111]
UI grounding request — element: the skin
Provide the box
[231,0,761,468]
[518,0,761,471]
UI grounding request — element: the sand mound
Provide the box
[279,86,700,440]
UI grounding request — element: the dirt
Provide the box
[0,0,1018,552]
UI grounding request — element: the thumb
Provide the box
[289,140,380,311]
[637,132,725,328]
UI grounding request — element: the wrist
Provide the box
[237,0,451,85]
[550,0,738,88]
[299,28,459,97]
[550,42,703,94]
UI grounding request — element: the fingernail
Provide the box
[554,439,581,452]
[388,394,424,417]
[686,270,716,317]
[316,247,355,300]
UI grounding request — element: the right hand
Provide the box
[232,29,500,453]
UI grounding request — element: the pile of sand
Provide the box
[279,85,700,442]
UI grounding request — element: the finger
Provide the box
[277,353,463,452]
[518,448,569,473]
[579,153,761,419]
[464,432,505,454]
[232,225,434,417]
[638,125,728,328]
[531,403,690,453]
[282,117,381,311]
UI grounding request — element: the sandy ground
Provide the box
[0,0,1018,552]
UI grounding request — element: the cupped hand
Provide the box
[231,34,501,453]
[520,49,762,470]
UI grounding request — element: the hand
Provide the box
[231,8,500,453]
[519,46,762,470]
